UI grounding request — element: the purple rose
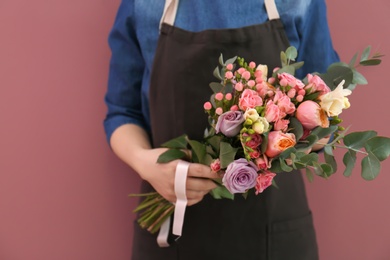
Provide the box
[222,158,258,194]
[215,111,245,137]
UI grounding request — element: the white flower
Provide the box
[319,80,352,117]
[256,64,268,82]
[252,117,269,134]
[244,109,260,122]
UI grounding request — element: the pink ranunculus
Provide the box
[244,133,262,149]
[274,90,296,116]
[238,89,263,111]
[222,158,258,194]
[265,131,296,158]
[210,159,221,172]
[256,82,274,98]
[249,149,261,159]
[307,74,331,95]
[255,171,276,195]
[215,111,245,137]
[255,154,270,170]
[264,100,280,123]
[274,118,290,132]
[296,100,329,130]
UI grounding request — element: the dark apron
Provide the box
[132,3,319,260]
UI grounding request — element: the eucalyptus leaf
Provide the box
[276,65,295,76]
[324,145,333,156]
[289,117,303,141]
[219,54,224,66]
[157,149,187,163]
[343,131,377,150]
[352,70,368,85]
[225,56,237,66]
[280,158,293,172]
[160,135,188,149]
[306,168,314,183]
[225,81,233,93]
[279,147,297,160]
[300,153,319,165]
[210,82,224,93]
[321,163,333,177]
[349,52,358,67]
[312,161,324,177]
[324,152,337,174]
[213,67,222,81]
[320,65,353,90]
[285,46,298,61]
[219,142,238,168]
[342,150,356,177]
[291,61,304,70]
[364,136,390,161]
[269,159,283,173]
[260,132,269,153]
[311,125,338,140]
[360,46,371,62]
[360,59,382,66]
[280,52,288,67]
[361,152,381,180]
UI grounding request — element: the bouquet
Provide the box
[130,46,388,235]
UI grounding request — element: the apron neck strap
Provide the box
[159,0,280,29]
[160,0,179,28]
[264,0,280,20]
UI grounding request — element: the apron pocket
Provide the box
[268,213,319,260]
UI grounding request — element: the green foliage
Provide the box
[365,137,390,161]
[209,185,234,200]
[219,142,238,168]
[160,134,188,149]
[361,152,381,180]
[157,149,187,163]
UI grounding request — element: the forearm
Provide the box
[110,123,152,178]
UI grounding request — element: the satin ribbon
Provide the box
[157,160,189,247]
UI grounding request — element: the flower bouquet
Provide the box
[130,46,388,234]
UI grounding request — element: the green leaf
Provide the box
[280,51,288,67]
[360,59,382,66]
[285,46,298,61]
[361,152,381,180]
[219,142,238,168]
[289,117,303,141]
[352,69,368,85]
[349,52,359,67]
[300,152,319,165]
[324,152,337,174]
[157,149,187,163]
[213,67,222,80]
[342,150,356,177]
[312,161,324,177]
[296,134,318,150]
[188,140,207,164]
[260,132,269,154]
[360,45,371,62]
[365,136,390,161]
[321,163,333,177]
[160,135,188,149]
[306,168,314,183]
[291,61,304,70]
[269,159,283,173]
[276,65,295,76]
[320,65,353,90]
[324,145,333,156]
[225,56,237,66]
[343,131,377,150]
[311,125,338,140]
[219,53,224,66]
[280,158,293,172]
[210,82,224,93]
[209,185,234,200]
[279,147,297,160]
[207,135,222,154]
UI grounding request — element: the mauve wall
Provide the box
[0,1,389,259]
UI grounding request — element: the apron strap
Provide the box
[160,0,280,29]
[160,0,179,29]
[264,0,280,20]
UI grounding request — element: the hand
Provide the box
[136,148,219,206]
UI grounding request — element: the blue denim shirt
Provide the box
[104,0,339,143]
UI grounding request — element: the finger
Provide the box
[186,177,217,191]
[187,163,220,179]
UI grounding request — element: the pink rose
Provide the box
[307,74,330,95]
[256,82,274,98]
[278,72,297,87]
[239,89,263,111]
[255,154,270,170]
[265,131,296,158]
[255,171,276,195]
[296,100,329,130]
[249,149,261,159]
[215,111,245,137]
[274,90,296,116]
[274,119,289,132]
[265,100,280,123]
[210,159,221,172]
[244,133,262,149]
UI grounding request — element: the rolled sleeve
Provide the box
[104,0,147,143]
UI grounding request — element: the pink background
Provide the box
[0,0,389,259]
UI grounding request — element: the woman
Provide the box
[104,0,339,259]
